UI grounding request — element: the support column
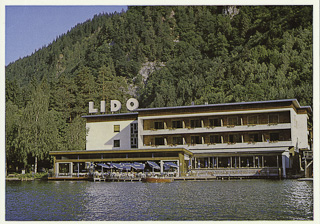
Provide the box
[55,162,59,177]
[160,160,164,174]
[53,156,57,177]
[217,157,219,168]
[282,155,287,178]
[179,153,184,176]
[239,157,241,168]
[70,162,73,177]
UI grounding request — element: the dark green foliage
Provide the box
[5,6,313,171]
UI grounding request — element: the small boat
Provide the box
[142,177,173,183]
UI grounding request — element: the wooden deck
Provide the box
[48,176,89,181]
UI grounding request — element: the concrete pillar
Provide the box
[55,162,59,177]
[70,162,73,176]
[282,155,287,178]
[160,160,164,174]
[282,152,289,178]
[179,153,184,176]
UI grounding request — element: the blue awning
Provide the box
[163,163,171,171]
[164,162,179,168]
[121,163,132,171]
[108,163,123,170]
[147,161,160,170]
[132,162,145,170]
[97,163,110,169]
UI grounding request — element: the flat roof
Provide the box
[135,99,312,112]
[82,112,138,119]
[49,148,193,156]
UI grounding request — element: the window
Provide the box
[114,140,120,147]
[114,125,120,132]
[248,115,258,125]
[209,118,221,127]
[210,135,222,144]
[269,114,279,124]
[155,137,165,145]
[191,136,202,144]
[173,136,183,145]
[191,120,202,128]
[270,133,279,141]
[130,123,138,148]
[248,133,259,142]
[172,120,183,129]
[229,134,241,143]
[154,121,164,129]
[228,117,239,126]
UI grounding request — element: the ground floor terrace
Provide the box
[49,147,293,180]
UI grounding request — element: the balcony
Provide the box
[140,141,293,150]
[141,123,291,136]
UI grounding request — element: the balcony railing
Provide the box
[142,123,291,135]
[141,141,293,150]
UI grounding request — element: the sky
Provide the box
[5,6,128,65]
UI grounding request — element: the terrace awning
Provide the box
[164,162,179,168]
[97,163,110,169]
[132,162,145,170]
[147,161,160,170]
[108,163,123,170]
[121,163,132,171]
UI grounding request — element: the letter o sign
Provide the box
[126,98,139,111]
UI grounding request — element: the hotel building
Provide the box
[49,99,312,179]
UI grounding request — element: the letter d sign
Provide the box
[110,100,122,112]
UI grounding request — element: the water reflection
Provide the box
[6,179,313,221]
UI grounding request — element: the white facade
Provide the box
[86,119,136,150]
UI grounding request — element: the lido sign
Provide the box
[89,98,139,113]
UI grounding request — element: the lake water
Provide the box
[6,179,313,221]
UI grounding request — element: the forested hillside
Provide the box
[5,6,313,172]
